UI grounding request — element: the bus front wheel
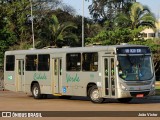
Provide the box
[32,83,42,99]
[88,85,104,103]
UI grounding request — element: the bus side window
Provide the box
[6,55,15,71]
[38,54,50,71]
[25,55,37,71]
[66,53,81,71]
[82,52,98,71]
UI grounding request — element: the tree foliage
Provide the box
[88,0,136,21]
[128,2,156,29]
[37,14,78,48]
[86,27,142,45]
[86,2,156,45]
[113,2,156,29]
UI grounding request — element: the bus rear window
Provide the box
[25,55,37,71]
[6,55,15,71]
[66,53,81,71]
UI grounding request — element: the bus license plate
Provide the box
[136,94,144,98]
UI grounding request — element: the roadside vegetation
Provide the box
[156,85,160,95]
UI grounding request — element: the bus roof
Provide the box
[5,44,148,55]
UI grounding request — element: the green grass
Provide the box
[156,86,160,89]
[155,85,160,95]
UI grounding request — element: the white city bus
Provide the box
[4,44,155,103]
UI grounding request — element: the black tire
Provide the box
[117,98,132,103]
[32,83,43,99]
[88,85,104,103]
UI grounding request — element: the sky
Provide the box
[63,0,160,19]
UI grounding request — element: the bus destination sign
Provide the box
[117,47,150,54]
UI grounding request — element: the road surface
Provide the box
[0,91,160,120]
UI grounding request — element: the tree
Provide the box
[86,23,102,38]
[0,0,17,66]
[86,27,143,45]
[129,2,156,29]
[88,0,136,21]
[37,14,78,48]
[114,2,156,29]
[87,2,157,46]
[4,0,32,49]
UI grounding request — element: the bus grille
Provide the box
[130,91,150,97]
[126,81,151,86]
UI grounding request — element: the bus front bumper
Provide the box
[118,89,155,98]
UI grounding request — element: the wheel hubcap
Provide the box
[91,89,99,101]
[33,87,38,96]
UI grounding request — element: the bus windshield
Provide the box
[118,55,153,81]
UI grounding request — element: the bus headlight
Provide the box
[121,84,128,91]
[151,84,155,90]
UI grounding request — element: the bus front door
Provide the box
[52,58,62,95]
[16,59,24,91]
[103,57,116,98]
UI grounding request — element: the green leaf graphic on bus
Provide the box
[66,74,80,83]
[33,73,47,81]
[8,76,13,80]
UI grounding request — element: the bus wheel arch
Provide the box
[87,83,104,103]
[31,81,42,99]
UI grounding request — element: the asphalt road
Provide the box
[0,91,160,120]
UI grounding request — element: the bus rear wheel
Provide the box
[117,98,132,103]
[32,83,43,99]
[88,85,104,103]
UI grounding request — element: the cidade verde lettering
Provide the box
[66,74,80,83]
[33,73,47,81]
